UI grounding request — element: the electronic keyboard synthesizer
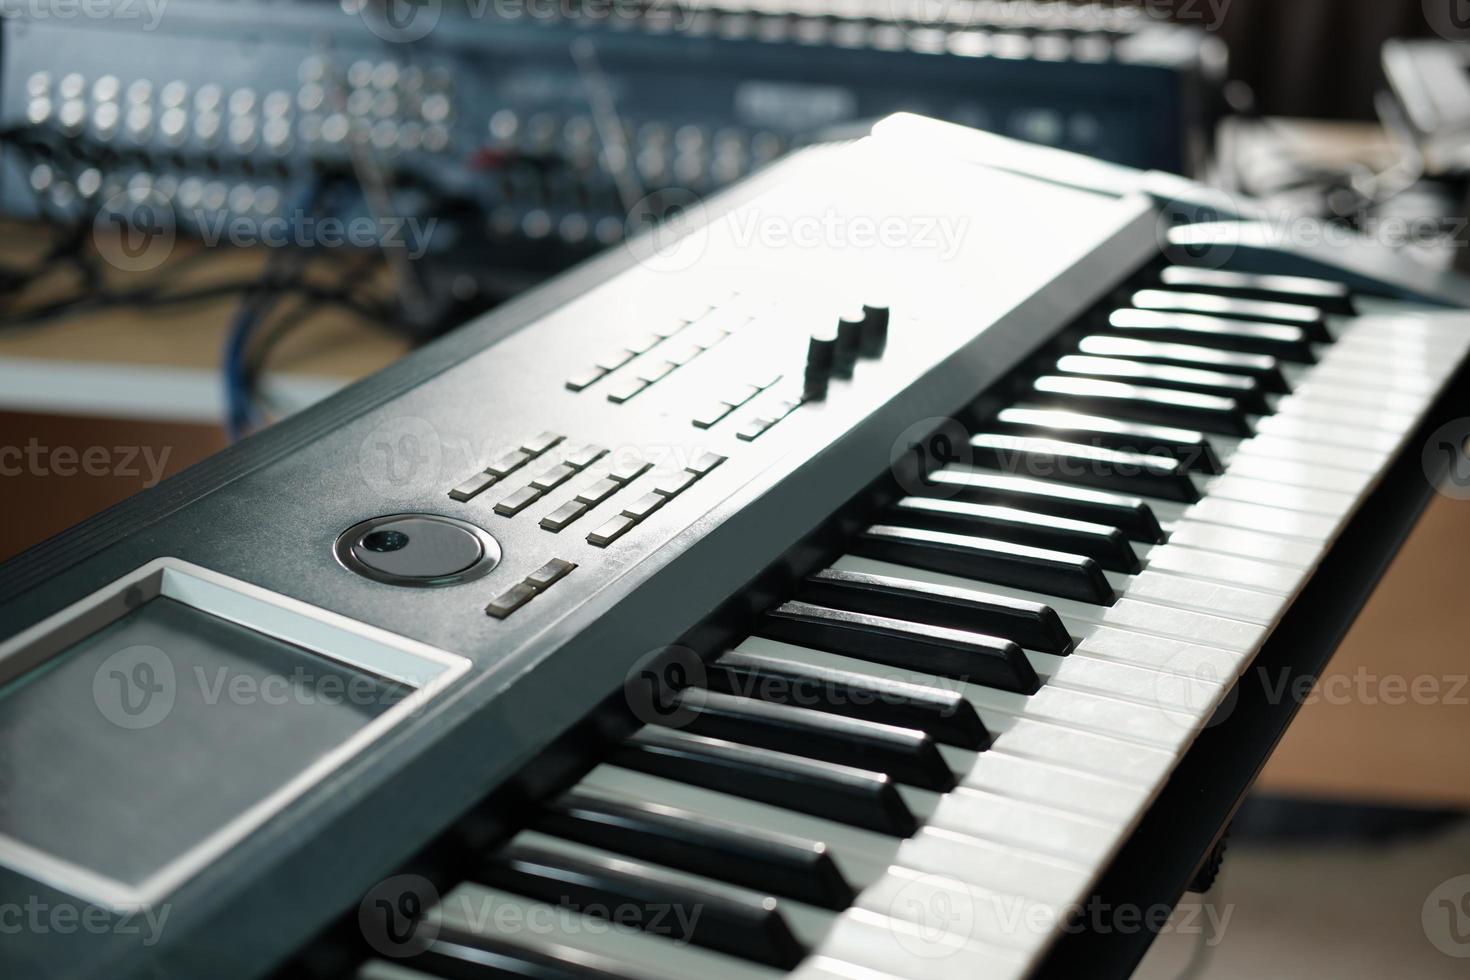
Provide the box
[1,115,1468,980]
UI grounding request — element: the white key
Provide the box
[1252,415,1400,453]
[1235,435,1386,474]
[990,718,1176,785]
[1204,475,1357,518]
[813,909,1032,980]
[1121,570,1284,626]
[897,829,1093,907]
[1184,498,1337,542]
[1274,396,1416,434]
[857,868,1061,956]
[1166,521,1318,568]
[927,788,1115,863]
[1026,649,1226,711]
[1074,624,1247,679]
[1145,544,1308,596]
[1289,380,1424,415]
[1221,453,1375,494]
[959,750,1154,821]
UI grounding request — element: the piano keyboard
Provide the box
[346,271,1470,980]
[6,114,1468,980]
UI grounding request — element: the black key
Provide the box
[761,599,1041,691]
[710,647,992,748]
[1156,266,1356,317]
[537,792,854,909]
[992,407,1221,474]
[613,728,917,836]
[1032,375,1253,436]
[968,433,1201,503]
[1055,354,1271,414]
[923,468,1164,542]
[1075,334,1289,394]
[850,524,1115,606]
[887,496,1139,573]
[479,842,806,968]
[405,930,655,980]
[668,688,954,791]
[1108,308,1316,363]
[1131,289,1331,342]
[800,567,1073,654]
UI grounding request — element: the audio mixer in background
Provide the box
[1,0,1226,332]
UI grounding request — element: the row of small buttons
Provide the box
[735,390,805,441]
[564,299,750,398]
[494,445,609,516]
[484,558,577,620]
[586,452,726,548]
[448,431,566,502]
[691,372,786,429]
[537,459,654,533]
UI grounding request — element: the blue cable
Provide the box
[222,179,326,441]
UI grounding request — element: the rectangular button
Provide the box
[622,491,667,521]
[595,349,636,372]
[530,463,577,492]
[588,515,636,547]
[494,486,543,516]
[540,500,589,532]
[565,368,606,392]
[723,385,761,407]
[665,344,702,366]
[521,432,564,456]
[486,450,532,477]
[692,403,734,429]
[525,559,576,591]
[737,419,774,441]
[652,317,685,339]
[486,583,537,619]
[448,471,497,502]
[686,452,726,476]
[626,332,663,354]
[637,360,678,384]
[607,377,649,404]
[608,459,652,483]
[565,445,609,469]
[575,477,621,506]
[653,471,698,497]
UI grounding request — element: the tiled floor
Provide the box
[1133,820,1470,979]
